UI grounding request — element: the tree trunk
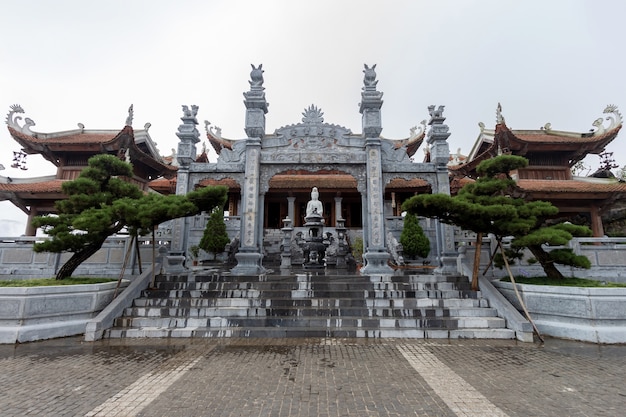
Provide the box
[55,242,105,280]
[527,244,564,280]
[471,232,482,291]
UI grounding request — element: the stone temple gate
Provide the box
[172,64,456,275]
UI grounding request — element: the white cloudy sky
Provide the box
[1,0,625,235]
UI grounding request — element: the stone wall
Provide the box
[457,236,626,283]
[0,236,168,279]
[0,280,129,343]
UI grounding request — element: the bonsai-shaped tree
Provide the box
[402,155,591,288]
[399,212,430,259]
[32,154,227,279]
[199,208,230,260]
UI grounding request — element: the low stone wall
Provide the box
[458,237,626,283]
[0,236,165,279]
[492,280,626,344]
[0,280,129,344]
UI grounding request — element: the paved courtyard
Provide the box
[0,336,624,417]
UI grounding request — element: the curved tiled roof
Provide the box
[518,179,626,194]
[8,125,177,178]
[0,179,66,193]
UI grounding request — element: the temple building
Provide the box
[169,65,455,274]
[2,65,625,274]
[1,104,177,235]
[453,104,625,237]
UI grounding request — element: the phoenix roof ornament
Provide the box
[5,104,36,135]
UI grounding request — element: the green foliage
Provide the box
[32,154,227,279]
[475,154,528,177]
[501,276,626,287]
[350,236,364,264]
[493,247,524,269]
[402,155,592,279]
[400,213,430,259]
[199,208,230,260]
[188,245,200,259]
[0,277,116,287]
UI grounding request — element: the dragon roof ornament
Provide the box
[5,104,36,136]
[409,120,427,139]
[541,105,622,137]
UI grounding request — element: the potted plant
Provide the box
[188,245,200,266]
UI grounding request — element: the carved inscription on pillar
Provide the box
[367,148,384,247]
[242,148,260,248]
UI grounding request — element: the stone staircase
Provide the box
[104,271,515,339]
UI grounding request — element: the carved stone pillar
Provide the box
[359,64,392,274]
[427,105,457,274]
[231,65,268,275]
[231,141,265,275]
[169,105,201,270]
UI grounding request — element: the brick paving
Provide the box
[0,337,624,417]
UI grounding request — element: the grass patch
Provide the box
[501,276,626,287]
[0,277,117,287]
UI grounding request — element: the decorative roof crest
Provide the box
[125,104,134,126]
[204,120,222,138]
[496,102,505,125]
[302,105,324,124]
[409,120,427,138]
[542,105,622,137]
[603,104,622,131]
[5,104,36,135]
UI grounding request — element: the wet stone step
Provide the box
[113,316,503,330]
[122,306,498,319]
[105,326,516,339]
[106,271,514,340]
[131,296,486,309]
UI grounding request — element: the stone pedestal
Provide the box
[231,251,266,275]
[303,212,325,269]
[361,251,393,274]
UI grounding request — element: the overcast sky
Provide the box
[1,0,625,235]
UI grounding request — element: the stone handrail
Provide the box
[84,263,159,341]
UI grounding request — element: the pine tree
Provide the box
[32,154,227,279]
[402,155,591,282]
[400,213,430,259]
[199,208,230,260]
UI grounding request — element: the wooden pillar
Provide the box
[590,205,604,237]
[25,209,38,236]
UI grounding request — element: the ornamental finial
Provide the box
[362,64,378,91]
[249,64,264,90]
[125,104,134,126]
[496,102,505,124]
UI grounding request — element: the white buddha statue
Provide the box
[305,187,323,218]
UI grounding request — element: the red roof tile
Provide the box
[0,179,66,193]
[518,179,626,193]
